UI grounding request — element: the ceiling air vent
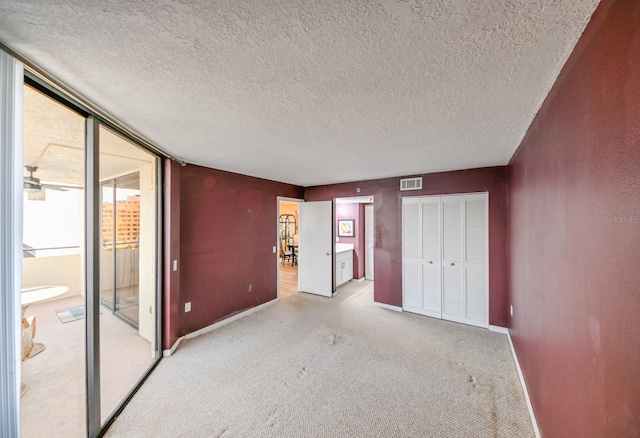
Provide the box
[400,177,423,191]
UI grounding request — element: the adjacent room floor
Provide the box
[105,281,534,437]
[279,261,298,300]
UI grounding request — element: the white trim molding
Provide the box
[163,298,279,357]
[0,50,23,437]
[488,325,509,334]
[373,302,403,312]
[350,277,365,283]
[163,336,184,357]
[507,331,541,438]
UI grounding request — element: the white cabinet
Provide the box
[402,193,488,328]
[336,250,353,287]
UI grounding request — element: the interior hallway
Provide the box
[105,281,534,437]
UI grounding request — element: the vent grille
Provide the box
[400,177,423,191]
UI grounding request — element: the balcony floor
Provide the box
[20,295,154,438]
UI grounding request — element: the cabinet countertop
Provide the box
[335,243,354,254]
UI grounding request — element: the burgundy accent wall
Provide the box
[305,166,508,326]
[178,164,303,335]
[508,1,640,436]
[163,159,181,350]
[335,203,366,279]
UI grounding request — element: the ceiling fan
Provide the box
[24,166,83,200]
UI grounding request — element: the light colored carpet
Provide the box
[105,281,534,437]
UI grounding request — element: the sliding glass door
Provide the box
[21,81,87,438]
[98,125,158,425]
[18,73,161,437]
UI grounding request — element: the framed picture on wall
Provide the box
[338,219,355,237]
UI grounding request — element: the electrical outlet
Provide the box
[247,284,252,292]
[185,302,191,313]
[510,305,513,317]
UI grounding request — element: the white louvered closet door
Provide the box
[402,193,488,328]
[441,197,464,323]
[464,194,488,327]
[402,198,422,311]
[421,198,442,318]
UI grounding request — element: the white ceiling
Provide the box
[0,0,599,187]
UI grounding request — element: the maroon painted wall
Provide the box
[177,164,303,335]
[305,166,508,327]
[336,203,366,279]
[507,1,640,436]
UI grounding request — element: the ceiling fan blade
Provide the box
[41,182,83,191]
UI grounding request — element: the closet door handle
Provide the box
[450,262,455,266]
[428,261,433,264]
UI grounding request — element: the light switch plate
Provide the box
[185,302,191,312]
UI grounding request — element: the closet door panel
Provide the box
[465,197,487,265]
[422,263,442,317]
[464,194,488,327]
[403,261,422,310]
[442,200,463,262]
[402,198,422,312]
[421,198,441,316]
[442,198,464,321]
[402,201,420,259]
[465,265,487,326]
[421,200,440,261]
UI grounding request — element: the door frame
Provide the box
[0,50,23,437]
[276,197,303,299]
[335,195,374,286]
[365,203,374,280]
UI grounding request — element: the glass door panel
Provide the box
[20,83,87,437]
[98,125,158,423]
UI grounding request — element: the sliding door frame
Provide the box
[13,66,165,438]
[0,49,23,438]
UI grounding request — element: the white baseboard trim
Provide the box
[186,298,278,341]
[350,277,365,283]
[373,302,403,312]
[507,331,541,438]
[488,325,509,334]
[163,298,278,357]
[163,336,184,357]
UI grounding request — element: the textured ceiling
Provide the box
[0,0,599,186]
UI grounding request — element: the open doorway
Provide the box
[335,196,374,293]
[277,198,302,299]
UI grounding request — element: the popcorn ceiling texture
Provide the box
[0,0,599,186]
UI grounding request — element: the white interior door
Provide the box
[365,204,374,280]
[299,201,333,297]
